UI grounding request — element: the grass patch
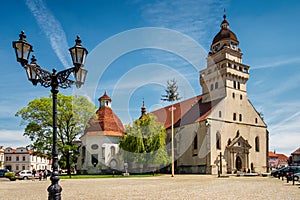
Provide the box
[59,174,161,179]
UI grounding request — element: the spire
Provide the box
[221,9,229,29]
[139,98,147,119]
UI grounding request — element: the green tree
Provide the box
[16,94,96,175]
[119,114,170,169]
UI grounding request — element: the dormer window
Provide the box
[231,42,237,50]
[213,43,220,52]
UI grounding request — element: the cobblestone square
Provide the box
[0,175,299,200]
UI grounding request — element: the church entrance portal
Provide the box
[236,156,242,171]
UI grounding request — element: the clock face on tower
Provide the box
[110,160,117,168]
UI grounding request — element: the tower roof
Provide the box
[98,91,112,102]
[139,99,147,119]
[84,92,124,137]
[212,14,239,46]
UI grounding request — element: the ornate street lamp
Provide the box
[13,31,88,200]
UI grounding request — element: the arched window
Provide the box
[255,136,260,152]
[216,132,221,150]
[233,81,237,89]
[111,146,116,156]
[210,84,214,91]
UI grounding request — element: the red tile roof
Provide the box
[268,151,277,157]
[98,91,111,101]
[268,152,288,162]
[151,95,222,129]
[276,154,288,162]
[85,92,124,137]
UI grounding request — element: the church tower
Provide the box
[200,14,250,103]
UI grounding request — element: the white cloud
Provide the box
[25,0,71,68]
[0,130,31,148]
[252,56,300,70]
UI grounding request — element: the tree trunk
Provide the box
[66,152,71,177]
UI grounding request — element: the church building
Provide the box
[77,92,125,174]
[152,15,268,174]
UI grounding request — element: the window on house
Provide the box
[5,157,8,161]
[240,94,243,100]
[22,156,25,161]
[9,157,11,161]
[255,136,260,152]
[232,93,235,99]
[219,111,222,118]
[233,113,237,121]
[215,82,218,89]
[239,114,242,122]
[16,165,19,171]
[216,132,221,150]
[16,156,19,161]
[233,81,236,89]
[210,84,214,91]
[255,118,258,124]
[22,165,25,170]
[238,82,241,90]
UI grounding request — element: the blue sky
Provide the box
[0,0,300,156]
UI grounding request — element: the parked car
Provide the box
[279,166,300,179]
[271,167,285,177]
[0,169,9,177]
[292,172,300,181]
[16,170,32,180]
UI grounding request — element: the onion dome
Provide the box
[211,14,239,46]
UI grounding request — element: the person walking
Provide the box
[38,170,43,181]
[32,168,36,181]
[44,169,48,180]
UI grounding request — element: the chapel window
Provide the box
[216,132,221,150]
[255,136,260,152]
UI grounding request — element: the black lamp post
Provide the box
[13,31,88,200]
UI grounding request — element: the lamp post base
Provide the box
[47,180,62,200]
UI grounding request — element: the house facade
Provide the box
[291,147,300,165]
[268,151,288,169]
[77,92,125,174]
[3,147,51,171]
[152,15,268,175]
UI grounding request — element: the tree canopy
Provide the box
[16,94,96,173]
[119,114,170,168]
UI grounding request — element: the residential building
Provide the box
[152,14,268,174]
[268,151,288,169]
[291,147,300,165]
[4,147,51,171]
